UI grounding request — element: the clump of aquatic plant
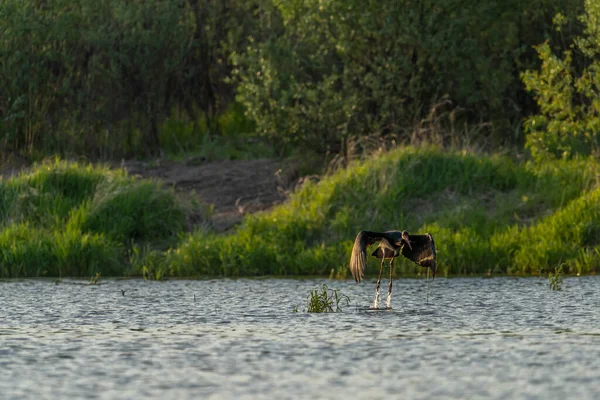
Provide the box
[306,284,350,313]
[548,265,564,291]
[90,272,101,285]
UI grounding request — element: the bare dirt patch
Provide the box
[119,158,300,232]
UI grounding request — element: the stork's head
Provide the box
[401,230,412,250]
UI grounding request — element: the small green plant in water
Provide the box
[90,272,101,285]
[306,284,350,313]
[548,265,564,291]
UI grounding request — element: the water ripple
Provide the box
[1,277,600,399]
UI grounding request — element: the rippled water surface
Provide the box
[2,277,600,399]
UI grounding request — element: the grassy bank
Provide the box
[0,160,188,278]
[165,147,600,279]
[2,147,600,278]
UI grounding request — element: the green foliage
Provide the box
[0,224,55,278]
[306,284,350,313]
[548,265,564,290]
[158,102,270,161]
[494,185,600,275]
[234,0,584,151]
[0,160,109,227]
[71,180,186,242]
[167,146,600,277]
[2,148,600,279]
[166,133,276,163]
[523,0,600,161]
[49,227,122,278]
[129,244,169,281]
[0,0,586,159]
[0,0,262,158]
[0,160,186,278]
[0,223,122,278]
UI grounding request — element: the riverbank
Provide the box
[1,146,599,279]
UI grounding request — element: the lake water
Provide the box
[1,277,600,399]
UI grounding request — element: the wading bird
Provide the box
[349,230,436,308]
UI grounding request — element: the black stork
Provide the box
[349,230,437,309]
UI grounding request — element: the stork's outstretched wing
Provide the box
[400,233,437,277]
[349,231,383,283]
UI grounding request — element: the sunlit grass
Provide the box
[168,146,600,278]
[129,244,169,280]
[292,284,350,313]
[69,180,186,242]
[0,159,110,228]
[0,160,187,278]
[2,147,600,278]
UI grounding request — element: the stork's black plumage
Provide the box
[349,230,436,308]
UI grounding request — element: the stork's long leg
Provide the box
[376,256,385,292]
[386,257,395,309]
[426,267,430,305]
[372,255,385,309]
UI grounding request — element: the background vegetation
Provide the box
[2,148,599,279]
[163,146,600,279]
[0,0,592,159]
[2,0,600,278]
[0,160,192,278]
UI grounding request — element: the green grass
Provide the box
[0,159,188,278]
[548,265,564,291]
[166,146,600,278]
[2,147,600,278]
[304,284,350,313]
[69,179,186,242]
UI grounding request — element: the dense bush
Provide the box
[0,0,588,158]
[234,0,584,151]
[0,0,263,158]
[522,0,600,161]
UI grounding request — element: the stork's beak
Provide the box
[402,232,412,250]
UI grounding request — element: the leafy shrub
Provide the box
[0,0,262,158]
[522,0,600,161]
[235,0,584,151]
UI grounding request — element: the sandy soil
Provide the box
[119,158,301,232]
